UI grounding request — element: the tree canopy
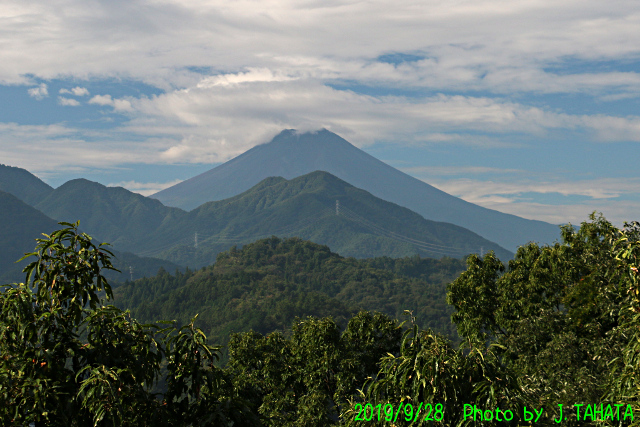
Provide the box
[2,214,640,426]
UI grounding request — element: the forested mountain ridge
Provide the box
[113,236,467,347]
[152,129,560,252]
[31,170,511,267]
[0,188,182,283]
[0,163,53,206]
[152,171,512,266]
[35,178,188,253]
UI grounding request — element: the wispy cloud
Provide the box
[430,177,640,201]
[27,83,48,100]
[88,94,133,111]
[402,166,524,176]
[0,122,174,173]
[58,97,80,106]
[426,177,640,225]
[59,86,89,96]
[2,0,639,98]
[108,179,184,197]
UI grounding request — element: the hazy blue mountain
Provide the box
[152,129,561,252]
[146,171,512,266]
[0,190,59,282]
[0,164,53,207]
[35,179,188,254]
[0,189,182,284]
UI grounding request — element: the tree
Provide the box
[0,222,251,426]
[607,220,640,426]
[352,214,637,426]
[226,311,402,426]
[342,313,522,427]
[446,213,629,425]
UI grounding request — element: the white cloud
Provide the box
[464,200,640,228]
[27,83,48,100]
[88,94,133,111]
[196,68,299,88]
[1,0,639,99]
[430,177,640,201]
[88,94,114,106]
[424,177,640,225]
[111,78,640,164]
[58,96,80,106]
[0,122,176,174]
[59,86,89,96]
[108,179,184,197]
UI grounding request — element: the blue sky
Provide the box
[2,0,640,226]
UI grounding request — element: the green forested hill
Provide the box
[113,236,467,347]
[35,178,188,253]
[0,164,53,207]
[0,190,59,282]
[150,171,513,266]
[0,189,182,283]
[31,171,512,268]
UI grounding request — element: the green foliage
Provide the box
[345,316,522,426]
[0,222,251,426]
[346,214,640,426]
[226,311,402,426]
[6,214,640,426]
[114,237,465,351]
[445,214,629,425]
[606,220,640,426]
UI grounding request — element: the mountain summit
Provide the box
[152,129,560,251]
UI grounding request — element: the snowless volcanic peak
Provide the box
[151,129,559,252]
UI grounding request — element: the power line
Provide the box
[339,205,468,256]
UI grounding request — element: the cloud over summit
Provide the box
[2,0,640,224]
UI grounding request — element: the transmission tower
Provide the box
[129,266,134,281]
[195,232,198,248]
[336,200,340,216]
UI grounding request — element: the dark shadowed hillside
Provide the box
[35,179,188,253]
[0,190,59,282]
[0,164,53,207]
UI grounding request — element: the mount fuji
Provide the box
[152,129,560,252]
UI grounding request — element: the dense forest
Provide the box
[2,214,640,426]
[113,236,466,348]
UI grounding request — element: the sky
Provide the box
[1,0,639,226]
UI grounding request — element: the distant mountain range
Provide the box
[0,190,59,283]
[152,129,561,252]
[14,171,510,268]
[0,164,53,206]
[0,174,182,284]
[3,126,567,276]
[35,178,187,253]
